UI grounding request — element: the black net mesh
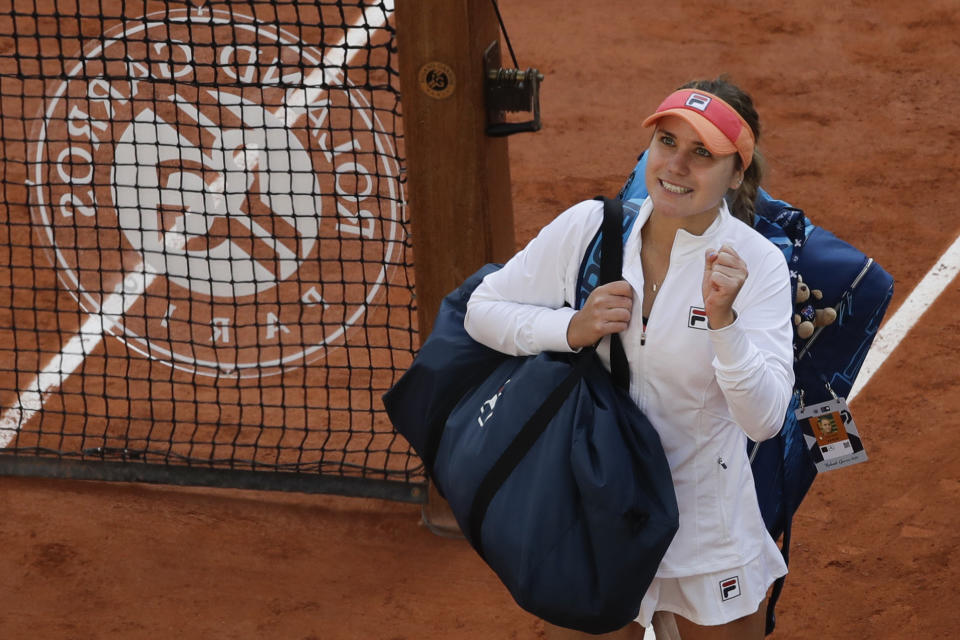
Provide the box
[0,0,423,498]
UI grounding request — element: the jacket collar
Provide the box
[630,196,730,263]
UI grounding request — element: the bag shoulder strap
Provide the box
[595,196,631,390]
[575,198,640,310]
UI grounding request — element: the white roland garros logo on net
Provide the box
[28,7,402,378]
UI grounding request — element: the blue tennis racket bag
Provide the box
[619,152,894,633]
[384,198,679,634]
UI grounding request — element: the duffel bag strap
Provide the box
[467,350,595,550]
[598,196,630,391]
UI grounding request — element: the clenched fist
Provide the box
[702,245,747,329]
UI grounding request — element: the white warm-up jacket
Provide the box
[464,197,794,577]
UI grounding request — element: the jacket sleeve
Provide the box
[464,200,602,356]
[708,246,795,442]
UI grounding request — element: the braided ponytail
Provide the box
[679,76,764,226]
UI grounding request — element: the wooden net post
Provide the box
[395,0,516,531]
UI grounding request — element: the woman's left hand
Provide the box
[702,245,748,329]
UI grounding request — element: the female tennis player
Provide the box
[465,76,793,640]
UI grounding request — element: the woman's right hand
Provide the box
[566,280,634,350]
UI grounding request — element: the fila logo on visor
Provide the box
[685,93,712,111]
[719,576,741,601]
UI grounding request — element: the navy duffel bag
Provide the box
[383,198,678,633]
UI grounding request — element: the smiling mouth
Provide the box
[660,179,692,195]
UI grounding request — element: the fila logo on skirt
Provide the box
[719,576,741,601]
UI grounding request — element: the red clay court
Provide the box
[1,1,959,638]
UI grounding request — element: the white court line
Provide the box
[0,264,161,446]
[0,2,394,447]
[282,0,395,125]
[849,232,960,402]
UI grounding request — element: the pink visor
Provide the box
[641,89,755,169]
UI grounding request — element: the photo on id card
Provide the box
[796,397,868,472]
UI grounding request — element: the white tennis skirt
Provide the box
[633,542,788,628]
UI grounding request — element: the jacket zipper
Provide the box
[641,274,666,346]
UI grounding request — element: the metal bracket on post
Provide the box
[483,41,543,137]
